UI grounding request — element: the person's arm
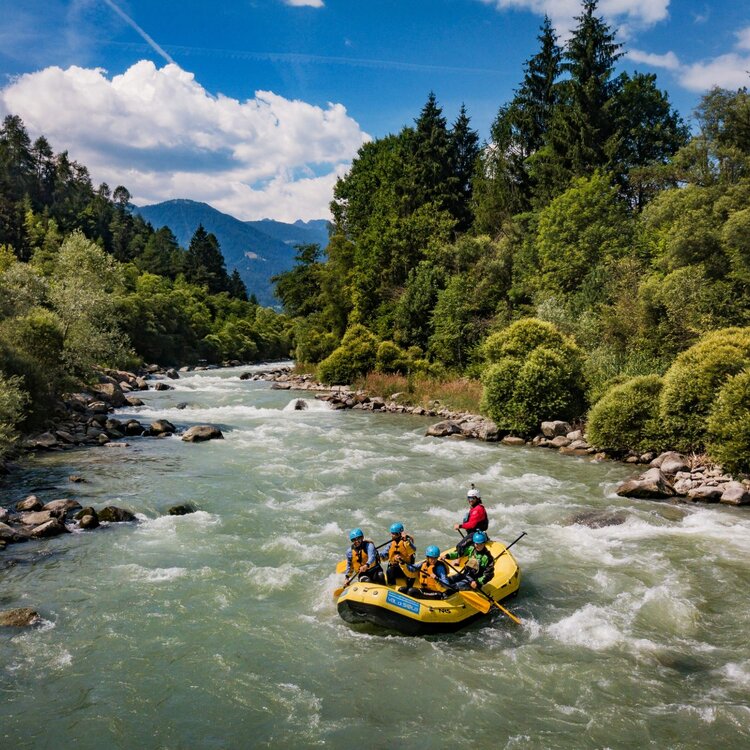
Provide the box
[434,562,452,588]
[400,560,420,575]
[477,554,494,586]
[344,549,353,577]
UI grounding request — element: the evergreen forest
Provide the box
[273,1,750,473]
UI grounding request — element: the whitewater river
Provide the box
[1,365,749,749]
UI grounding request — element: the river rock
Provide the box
[686,485,723,503]
[616,468,676,499]
[0,608,41,627]
[74,506,97,521]
[168,503,197,515]
[549,435,571,449]
[0,507,8,523]
[98,506,136,523]
[91,382,127,407]
[651,451,690,475]
[79,514,99,530]
[569,510,628,528]
[29,518,69,538]
[271,382,291,390]
[16,495,43,512]
[149,419,175,436]
[0,522,27,543]
[541,421,572,438]
[476,420,500,442]
[43,499,82,514]
[720,482,750,506]
[126,396,145,407]
[426,420,461,437]
[124,420,145,436]
[182,425,224,443]
[153,382,173,391]
[18,511,55,526]
[28,432,60,450]
[502,436,526,446]
[165,368,180,379]
[291,399,308,411]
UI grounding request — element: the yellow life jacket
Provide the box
[351,539,378,572]
[418,559,447,593]
[387,535,416,564]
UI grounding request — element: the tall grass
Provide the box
[354,372,483,414]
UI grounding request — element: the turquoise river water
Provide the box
[1,365,749,749]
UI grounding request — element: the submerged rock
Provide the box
[98,506,136,523]
[425,420,461,437]
[168,503,198,516]
[181,425,224,442]
[616,468,675,499]
[149,419,175,436]
[0,608,41,627]
[569,510,628,528]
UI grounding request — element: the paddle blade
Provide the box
[457,590,492,614]
[332,586,344,599]
[335,560,347,574]
[494,601,522,625]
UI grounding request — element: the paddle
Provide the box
[441,556,522,625]
[334,539,392,574]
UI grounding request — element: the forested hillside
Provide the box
[0,118,292,458]
[274,1,750,472]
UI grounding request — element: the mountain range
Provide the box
[133,199,330,307]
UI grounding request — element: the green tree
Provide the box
[184,225,230,295]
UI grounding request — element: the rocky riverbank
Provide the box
[267,370,750,508]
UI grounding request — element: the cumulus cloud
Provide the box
[478,0,670,37]
[0,61,368,221]
[628,25,750,93]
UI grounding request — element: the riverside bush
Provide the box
[317,324,379,385]
[587,375,665,453]
[659,327,750,450]
[375,341,409,374]
[0,372,29,459]
[483,318,575,362]
[706,370,750,474]
[481,347,583,435]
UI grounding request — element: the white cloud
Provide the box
[627,49,681,71]
[283,0,324,7]
[477,0,670,37]
[736,26,750,51]
[0,61,368,221]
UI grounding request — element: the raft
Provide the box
[336,539,521,635]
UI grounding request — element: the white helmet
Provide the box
[467,488,480,499]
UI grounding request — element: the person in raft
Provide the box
[397,545,451,600]
[455,486,489,555]
[441,531,494,591]
[345,528,384,584]
[383,522,417,586]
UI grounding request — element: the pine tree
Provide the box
[448,104,480,232]
[185,225,230,294]
[228,269,249,301]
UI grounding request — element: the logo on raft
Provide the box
[386,591,421,614]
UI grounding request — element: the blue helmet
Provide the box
[425,545,440,558]
[349,528,364,541]
[472,531,488,544]
[390,522,404,534]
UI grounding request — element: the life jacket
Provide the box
[386,535,415,564]
[418,559,447,593]
[351,539,380,572]
[463,546,494,583]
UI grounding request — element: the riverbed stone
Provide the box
[651,451,690,475]
[74,506,97,521]
[476,420,500,442]
[501,436,526,446]
[616,468,675,499]
[549,435,571,449]
[686,485,723,503]
[0,522,27,543]
[91,382,127,407]
[720,482,750,506]
[126,396,145,407]
[182,425,224,443]
[43,499,82,514]
[98,506,136,523]
[153,382,173,391]
[168,503,197,515]
[568,510,628,528]
[18,511,55,526]
[165,368,179,379]
[16,495,43,512]
[149,419,175,436]
[79,514,99,530]
[425,420,461,437]
[29,518,69,538]
[541,421,572,438]
[0,508,8,523]
[0,608,40,627]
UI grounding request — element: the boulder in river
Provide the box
[16,495,43,512]
[616,468,676,499]
[91,381,127,407]
[568,510,628,528]
[720,482,750,506]
[149,419,175,436]
[651,451,690,475]
[125,396,145,407]
[425,420,461,437]
[154,382,173,391]
[18,511,55,526]
[43,499,82,514]
[0,608,41,627]
[98,506,136,523]
[181,425,224,443]
[686,485,723,503]
[0,522,27,544]
[168,503,198,515]
[29,518,69,538]
[291,398,308,411]
[541,421,572,438]
[79,514,99,530]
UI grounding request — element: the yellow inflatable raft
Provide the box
[336,539,521,635]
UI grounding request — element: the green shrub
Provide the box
[0,372,29,459]
[706,370,750,474]
[483,318,579,363]
[375,340,409,374]
[481,347,584,435]
[659,327,750,450]
[587,375,665,453]
[293,318,339,364]
[317,324,379,385]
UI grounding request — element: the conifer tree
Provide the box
[228,269,249,301]
[185,225,230,295]
[448,104,480,232]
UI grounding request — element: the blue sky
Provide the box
[1,1,748,221]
